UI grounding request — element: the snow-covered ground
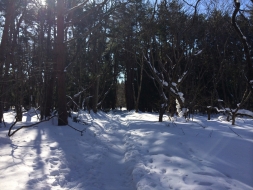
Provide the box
[0,109,253,190]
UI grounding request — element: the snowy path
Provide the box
[0,111,136,190]
[92,112,135,190]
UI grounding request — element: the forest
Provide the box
[0,1,253,189]
[0,0,253,126]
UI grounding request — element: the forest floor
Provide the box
[0,109,253,190]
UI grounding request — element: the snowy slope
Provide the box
[0,110,252,190]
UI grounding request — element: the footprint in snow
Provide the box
[189,148,194,153]
[165,153,172,157]
[161,169,167,174]
[49,160,58,165]
[32,160,44,169]
[198,182,213,186]
[183,174,188,182]
[27,175,47,185]
[59,163,67,169]
[46,157,59,164]
[164,159,171,163]
[51,157,59,161]
[49,142,59,150]
[50,170,59,176]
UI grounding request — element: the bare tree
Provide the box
[228,0,253,125]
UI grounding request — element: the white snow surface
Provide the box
[0,110,253,190]
[236,109,253,117]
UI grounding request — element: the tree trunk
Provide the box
[207,107,211,120]
[15,105,23,121]
[135,58,144,113]
[44,5,55,118]
[56,0,68,125]
[0,1,15,122]
[125,53,135,111]
[92,76,99,113]
[124,35,135,111]
[231,113,236,125]
[38,8,45,120]
[159,106,165,122]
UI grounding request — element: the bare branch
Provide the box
[65,0,90,15]
[229,126,242,138]
[231,0,253,90]
[8,115,56,137]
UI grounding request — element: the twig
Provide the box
[58,117,86,136]
[190,120,206,128]
[171,120,177,127]
[229,126,242,138]
[2,117,7,128]
[33,107,41,121]
[26,107,40,121]
[180,127,185,135]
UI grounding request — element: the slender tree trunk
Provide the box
[111,58,118,110]
[158,85,168,122]
[15,64,23,122]
[92,77,99,113]
[38,9,46,120]
[44,5,55,118]
[56,0,68,125]
[159,106,166,122]
[125,51,135,111]
[91,53,99,113]
[207,107,211,120]
[231,113,236,125]
[135,58,144,112]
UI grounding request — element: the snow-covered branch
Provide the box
[194,50,202,56]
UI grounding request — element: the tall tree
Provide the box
[56,0,68,125]
[0,0,15,122]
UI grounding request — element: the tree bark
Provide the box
[207,107,211,120]
[135,57,144,113]
[44,4,55,118]
[92,75,99,113]
[56,0,68,125]
[159,106,166,122]
[0,1,15,122]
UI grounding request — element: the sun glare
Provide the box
[40,0,46,5]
